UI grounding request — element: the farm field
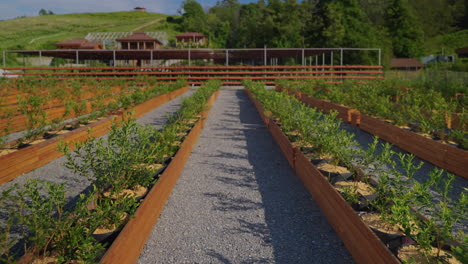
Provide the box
[0,75,466,263]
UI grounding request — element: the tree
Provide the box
[38,9,47,16]
[179,0,207,33]
[385,0,423,57]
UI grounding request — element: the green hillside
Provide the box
[0,11,180,51]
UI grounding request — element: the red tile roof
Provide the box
[54,39,87,46]
[390,58,423,68]
[79,42,102,49]
[116,32,161,43]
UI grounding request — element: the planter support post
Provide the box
[226,49,229,66]
[301,49,305,66]
[150,50,153,66]
[188,46,191,67]
[340,48,343,66]
[264,45,267,66]
[378,48,381,66]
[76,50,79,65]
[331,51,333,67]
[113,50,116,66]
[2,51,5,68]
[322,52,325,73]
[39,50,42,66]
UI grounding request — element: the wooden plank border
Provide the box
[245,89,400,264]
[0,86,190,185]
[100,90,220,264]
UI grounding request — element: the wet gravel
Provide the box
[138,87,353,264]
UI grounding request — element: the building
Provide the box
[134,7,146,12]
[116,32,163,50]
[455,47,468,58]
[390,58,423,71]
[175,32,207,47]
[54,39,103,49]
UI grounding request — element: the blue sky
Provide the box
[0,0,257,20]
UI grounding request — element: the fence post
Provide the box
[3,50,6,68]
[76,50,79,65]
[302,49,305,66]
[378,48,381,66]
[264,45,267,66]
[340,48,343,66]
[226,49,229,66]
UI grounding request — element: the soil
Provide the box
[398,245,461,264]
[359,213,401,235]
[103,186,148,200]
[171,141,181,147]
[335,181,376,197]
[316,163,353,178]
[146,163,164,171]
[31,256,58,264]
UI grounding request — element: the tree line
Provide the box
[171,0,467,64]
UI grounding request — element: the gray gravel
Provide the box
[138,87,353,264]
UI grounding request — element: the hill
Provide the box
[0,11,180,51]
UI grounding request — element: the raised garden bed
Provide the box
[0,86,189,185]
[245,81,466,264]
[275,85,468,179]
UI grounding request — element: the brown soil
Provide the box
[176,132,187,137]
[360,213,401,235]
[146,163,164,171]
[285,130,302,137]
[32,256,57,264]
[93,225,118,235]
[398,245,461,264]
[335,181,376,197]
[93,212,129,235]
[103,186,147,200]
[171,141,181,147]
[317,163,352,178]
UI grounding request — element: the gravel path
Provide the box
[138,87,353,264]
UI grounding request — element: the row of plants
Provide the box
[0,79,221,263]
[244,80,467,263]
[0,77,186,149]
[277,79,467,150]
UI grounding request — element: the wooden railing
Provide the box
[2,65,384,85]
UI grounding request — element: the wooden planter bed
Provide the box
[275,86,468,179]
[99,90,220,264]
[0,86,189,185]
[245,89,399,264]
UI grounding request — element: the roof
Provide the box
[54,39,87,46]
[116,32,161,43]
[390,58,423,68]
[455,47,468,54]
[79,42,102,49]
[176,32,206,38]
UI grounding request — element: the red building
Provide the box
[54,39,103,49]
[175,32,207,46]
[116,32,162,50]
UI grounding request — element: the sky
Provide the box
[0,0,257,20]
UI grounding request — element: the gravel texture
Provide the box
[138,87,353,264]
